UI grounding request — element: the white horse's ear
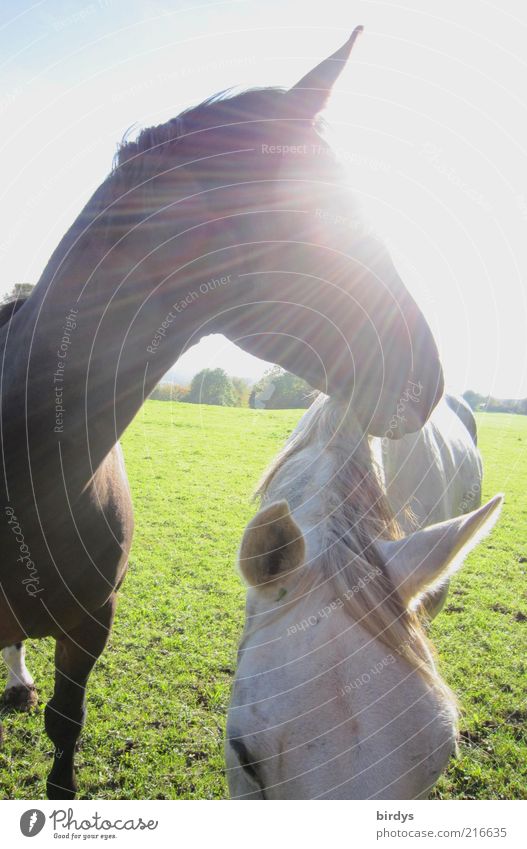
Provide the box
[238,501,305,588]
[286,26,364,117]
[378,495,504,607]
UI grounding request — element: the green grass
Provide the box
[0,404,525,799]
[430,412,527,800]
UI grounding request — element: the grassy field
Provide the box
[0,403,525,799]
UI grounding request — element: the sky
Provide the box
[0,0,526,397]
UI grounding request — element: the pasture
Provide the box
[0,403,525,799]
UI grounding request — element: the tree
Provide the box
[462,390,486,411]
[186,368,237,406]
[1,283,35,302]
[250,368,314,409]
[0,283,35,325]
[149,383,189,402]
[231,376,251,407]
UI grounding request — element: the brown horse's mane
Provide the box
[37,87,295,282]
[113,87,287,177]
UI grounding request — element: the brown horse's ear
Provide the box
[238,501,305,588]
[286,26,364,118]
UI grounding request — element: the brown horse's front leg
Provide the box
[44,594,116,800]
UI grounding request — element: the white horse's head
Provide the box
[226,402,502,799]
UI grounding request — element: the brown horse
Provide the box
[0,28,443,799]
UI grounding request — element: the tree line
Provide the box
[150,366,314,409]
[152,378,527,413]
[463,390,527,415]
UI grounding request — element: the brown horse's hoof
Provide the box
[2,684,38,712]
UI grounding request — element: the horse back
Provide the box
[374,396,482,532]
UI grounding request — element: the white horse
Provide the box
[226,395,501,799]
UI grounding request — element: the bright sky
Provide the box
[1,0,526,397]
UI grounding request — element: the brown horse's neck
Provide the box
[1,177,232,495]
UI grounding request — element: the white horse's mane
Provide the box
[256,395,456,706]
